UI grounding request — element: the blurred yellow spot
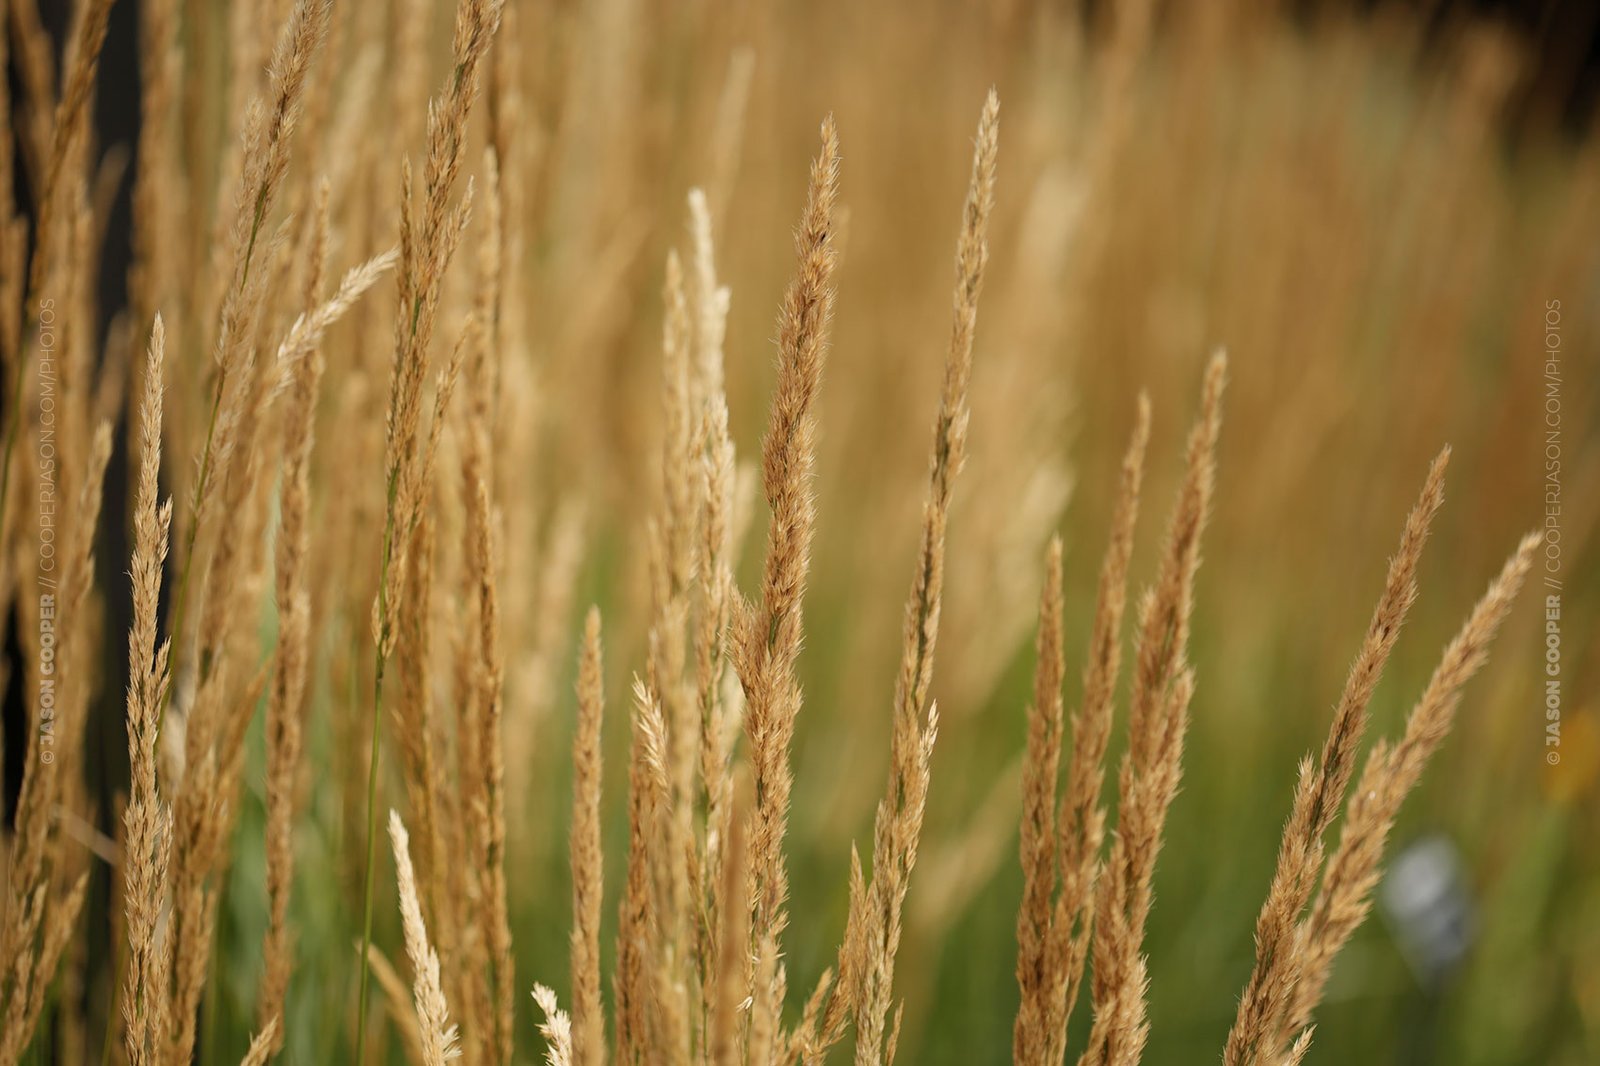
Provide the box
[1543,705,1599,805]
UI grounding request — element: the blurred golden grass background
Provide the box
[2,0,1597,1062]
[532,5,1600,1059]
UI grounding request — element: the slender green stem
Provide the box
[33,978,53,1066]
[201,883,226,1066]
[354,464,402,1065]
[353,642,388,1064]
[156,369,225,716]
[354,87,468,1050]
[97,935,127,1066]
